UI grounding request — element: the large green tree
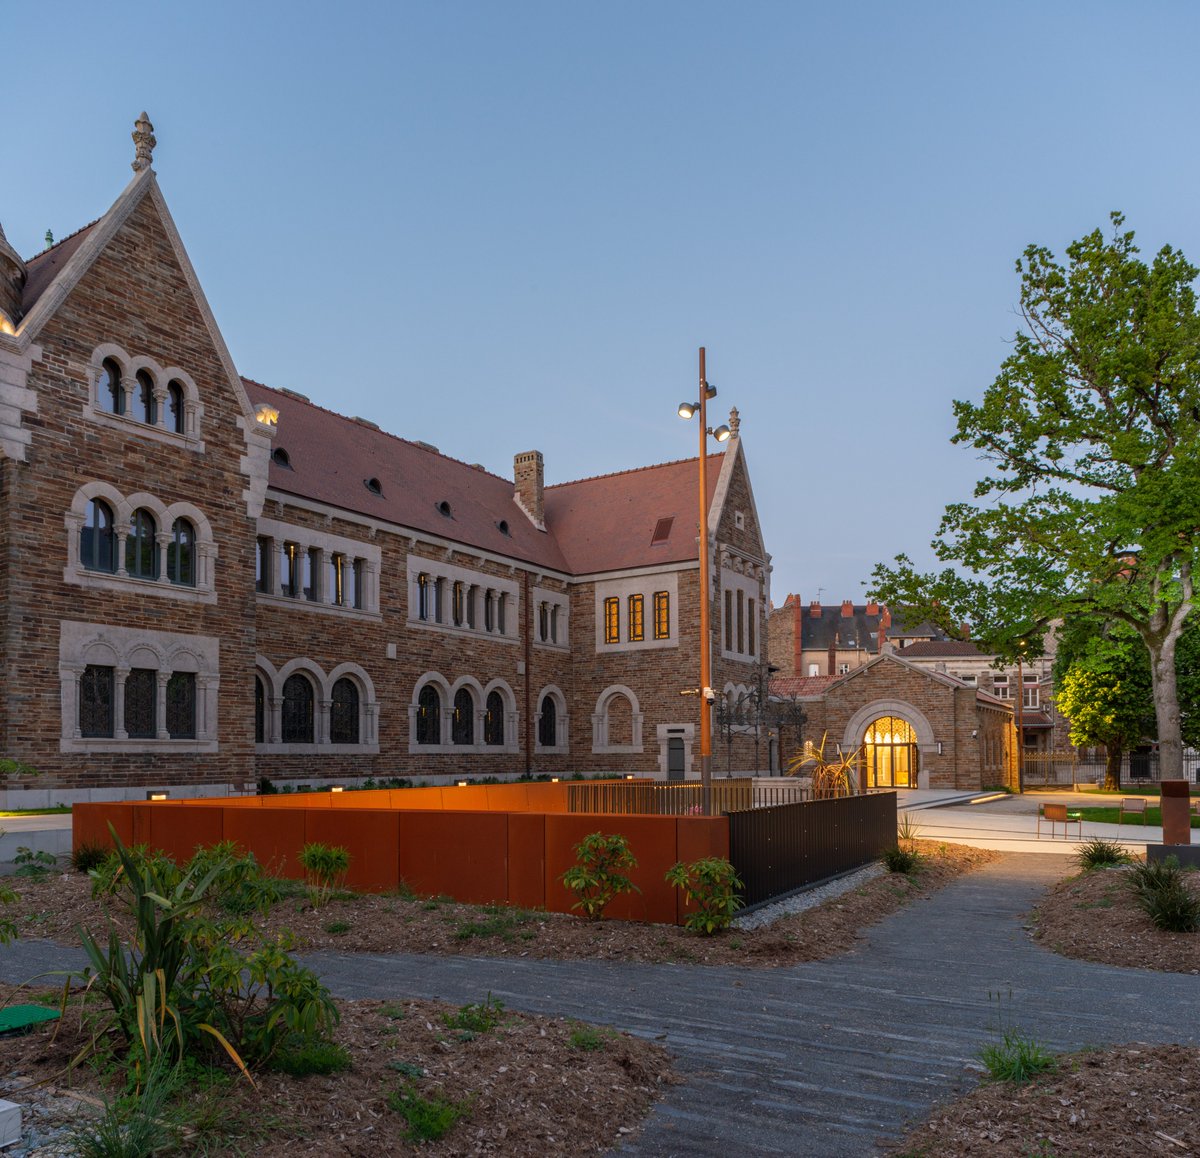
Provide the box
[871,214,1200,779]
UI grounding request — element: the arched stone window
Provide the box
[538,694,556,749]
[254,674,265,744]
[484,690,505,746]
[281,673,314,744]
[166,381,185,434]
[862,715,918,789]
[452,687,474,745]
[417,684,441,745]
[591,685,644,753]
[136,369,157,426]
[99,358,123,415]
[167,518,194,586]
[81,499,115,572]
[330,677,360,744]
[126,509,158,580]
[79,665,115,737]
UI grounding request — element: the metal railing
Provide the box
[727,792,897,907]
[1024,750,1200,787]
[566,778,754,815]
[752,781,813,807]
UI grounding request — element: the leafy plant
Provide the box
[665,857,744,934]
[442,993,504,1035]
[560,831,639,920]
[387,1084,468,1142]
[72,843,110,874]
[0,758,38,780]
[0,877,16,945]
[568,1022,611,1051]
[897,812,921,844]
[786,732,860,797]
[979,1028,1057,1083]
[1075,838,1132,872]
[12,845,58,878]
[882,845,921,874]
[298,842,350,909]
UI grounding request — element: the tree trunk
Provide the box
[1104,744,1123,792]
[1147,633,1183,781]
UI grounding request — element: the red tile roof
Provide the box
[21,221,99,315]
[243,378,722,576]
[894,640,985,658]
[544,456,722,574]
[770,675,841,698]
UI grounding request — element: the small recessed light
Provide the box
[146,790,169,801]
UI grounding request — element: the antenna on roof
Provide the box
[815,586,824,603]
[44,230,54,249]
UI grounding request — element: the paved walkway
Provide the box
[7,854,1196,1155]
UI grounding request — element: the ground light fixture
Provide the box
[677,347,735,815]
[146,790,169,801]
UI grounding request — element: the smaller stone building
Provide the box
[772,652,1017,791]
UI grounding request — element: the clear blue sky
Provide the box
[6,2,1199,605]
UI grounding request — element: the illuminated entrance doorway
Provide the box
[863,716,918,788]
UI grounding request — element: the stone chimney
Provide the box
[513,450,545,529]
[0,223,27,334]
[881,606,892,628]
[841,599,854,618]
[809,600,822,618]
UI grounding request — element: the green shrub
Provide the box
[71,843,110,874]
[0,877,15,945]
[568,1023,609,1051]
[1075,838,1132,872]
[882,845,920,873]
[1127,856,1184,896]
[560,831,639,920]
[979,1028,1057,1083]
[665,857,744,934]
[12,846,57,878]
[269,1034,352,1076]
[324,920,351,935]
[442,993,504,1035]
[387,1084,467,1142]
[298,842,351,908]
[1128,856,1200,932]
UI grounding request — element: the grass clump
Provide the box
[979,1028,1057,1082]
[71,842,110,874]
[442,993,504,1035]
[1127,856,1200,932]
[387,1084,468,1142]
[881,845,921,873]
[1075,838,1132,872]
[568,1022,611,1051]
[324,920,351,936]
[454,904,533,942]
[269,1034,352,1076]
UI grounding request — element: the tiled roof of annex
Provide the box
[21,221,99,315]
[769,675,841,699]
[893,639,986,659]
[243,378,723,578]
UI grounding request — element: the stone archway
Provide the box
[842,699,937,790]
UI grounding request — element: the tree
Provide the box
[871,214,1200,780]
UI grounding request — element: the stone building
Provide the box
[0,118,771,803]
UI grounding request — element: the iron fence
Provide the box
[727,792,897,907]
[566,778,754,815]
[1024,750,1200,787]
[752,781,813,807]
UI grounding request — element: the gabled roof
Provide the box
[895,639,985,659]
[769,674,840,699]
[244,378,723,576]
[826,651,1013,713]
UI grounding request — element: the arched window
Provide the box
[124,668,157,738]
[254,675,265,744]
[416,684,441,745]
[166,381,185,434]
[330,677,360,744]
[452,688,474,745]
[862,715,918,789]
[484,690,504,746]
[98,358,123,415]
[81,499,116,572]
[79,665,114,737]
[167,518,194,586]
[126,509,159,580]
[538,694,557,749]
[136,370,157,426]
[166,673,196,739]
[281,673,314,743]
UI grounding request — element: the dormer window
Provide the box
[651,517,674,545]
[437,500,452,517]
[365,477,383,495]
[497,519,509,535]
[272,447,292,469]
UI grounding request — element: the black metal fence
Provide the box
[1025,750,1200,786]
[566,778,754,815]
[727,792,897,907]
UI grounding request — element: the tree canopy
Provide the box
[871,214,1200,778]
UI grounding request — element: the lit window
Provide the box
[126,509,158,580]
[82,500,116,573]
[330,554,347,605]
[604,597,619,644]
[654,591,670,639]
[80,665,114,737]
[281,673,314,742]
[167,519,194,586]
[628,593,645,642]
[416,572,429,620]
[280,542,300,597]
[330,677,360,744]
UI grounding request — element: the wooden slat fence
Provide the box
[567,778,753,815]
[728,792,897,907]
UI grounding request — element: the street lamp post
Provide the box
[678,347,731,815]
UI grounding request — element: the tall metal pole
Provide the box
[1015,651,1025,793]
[698,348,713,816]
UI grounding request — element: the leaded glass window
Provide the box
[167,519,194,586]
[483,590,494,631]
[484,690,504,746]
[653,591,670,639]
[82,500,116,572]
[80,665,114,737]
[452,581,464,626]
[167,381,185,433]
[166,672,196,739]
[330,677,359,744]
[126,509,158,580]
[416,685,440,745]
[604,597,619,644]
[254,675,265,744]
[537,694,556,749]
[303,547,319,601]
[124,668,157,738]
[628,593,644,642]
[136,370,157,426]
[539,601,549,641]
[281,673,314,743]
[416,572,429,619]
[99,358,123,415]
[452,688,474,745]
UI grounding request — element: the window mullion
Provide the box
[113,666,129,740]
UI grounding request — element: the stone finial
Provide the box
[728,406,740,436]
[131,112,156,173]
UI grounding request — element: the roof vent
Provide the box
[414,440,440,454]
[277,387,310,403]
[437,500,453,518]
[352,416,380,430]
[650,517,674,545]
[271,447,292,469]
[497,519,510,535]
[364,477,383,495]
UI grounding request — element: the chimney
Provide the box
[809,600,822,618]
[881,606,892,628]
[513,450,545,529]
[865,601,879,616]
[961,621,971,639]
[0,223,27,334]
[793,594,802,676]
[827,642,836,676]
[841,599,853,618]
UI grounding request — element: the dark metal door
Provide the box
[667,737,685,781]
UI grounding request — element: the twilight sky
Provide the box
[5,1,1198,605]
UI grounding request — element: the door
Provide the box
[667,736,685,781]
